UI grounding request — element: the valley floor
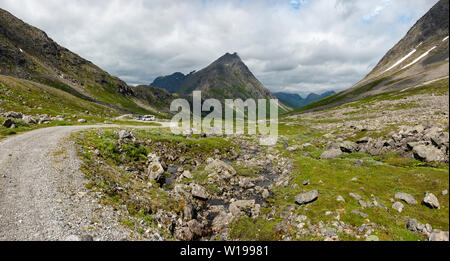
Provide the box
[0,79,448,241]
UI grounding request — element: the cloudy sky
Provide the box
[0,0,439,96]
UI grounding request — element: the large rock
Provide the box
[423,192,440,209]
[174,226,194,241]
[431,132,449,148]
[183,204,195,220]
[349,193,362,201]
[406,218,419,232]
[295,190,319,206]
[3,111,22,119]
[212,211,233,233]
[395,192,418,205]
[413,145,445,162]
[22,115,37,124]
[172,184,191,198]
[392,202,404,213]
[286,145,301,152]
[357,137,370,144]
[429,230,449,241]
[320,149,342,159]
[229,200,260,218]
[340,141,358,153]
[146,161,165,181]
[186,219,206,238]
[118,130,134,141]
[190,184,209,200]
[205,159,236,177]
[2,118,13,128]
[181,170,193,179]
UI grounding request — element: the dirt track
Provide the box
[0,123,171,241]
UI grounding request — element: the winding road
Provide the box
[0,123,172,241]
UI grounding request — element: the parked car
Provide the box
[136,115,156,122]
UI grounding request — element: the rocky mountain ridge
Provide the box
[0,8,156,114]
[293,0,449,114]
[152,53,279,102]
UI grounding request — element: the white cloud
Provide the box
[363,0,393,22]
[0,0,439,95]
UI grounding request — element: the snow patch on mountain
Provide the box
[383,49,417,73]
[401,46,437,70]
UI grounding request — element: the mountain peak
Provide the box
[214,52,242,65]
[151,52,276,101]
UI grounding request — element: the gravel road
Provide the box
[0,123,171,241]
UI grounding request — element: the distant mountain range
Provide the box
[274,91,336,109]
[151,72,188,94]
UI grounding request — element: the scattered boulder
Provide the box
[406,218,419,232]
[395,192,418,205]
[211,209,233,233]
[190,184,209,200]
[357,137,370,144]
[334,123,449,163]
[186,219,206,238]
[349,193,362,201]
[423,192,440,209]
[286,145,301,152]
[146,161,165,182]
[413,145,445,162]
[118,130,134,141]
[2,118,13,128]
[295,190,319,206]
[2,111,22,119]
[181,170,193,179]
[183,204,195,220]
[337,195,345,202]
[351,210,368,218]
[366,235,379,241]
[174,226,194,241]
[340,141,358,153]
[392,202,404,213]
[429,230,449,241]
[22,115,36,124]
[431,132,449,148]
[229,200,260,218]
[205,159,236,177]
[262,189,270,199]
[239,178,255,189]
[77,119,87,123]
[358,200,369,208]
[320,149,342,159]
